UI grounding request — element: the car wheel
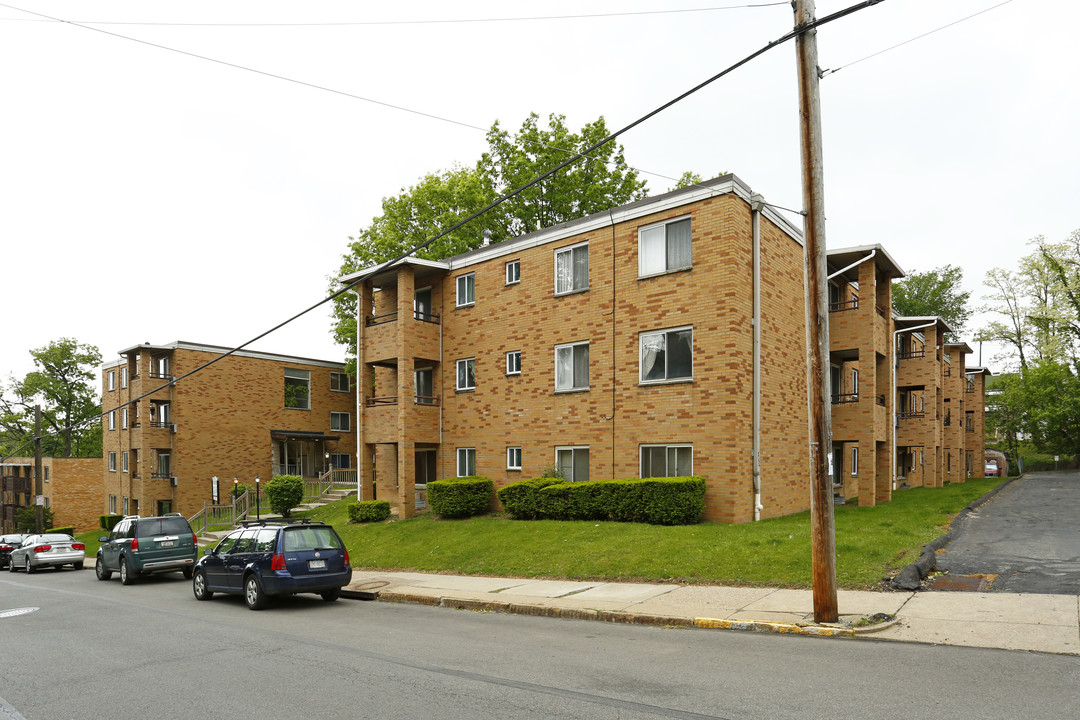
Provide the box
[182,566,194,580]
[192,569,213,601]
[7,557,15,572]
[244,574,268,610]
[320,587,342,602]
[25,556,35,574]
[120,557,137,585]
[74,561,84,570]
[95,555,112,581]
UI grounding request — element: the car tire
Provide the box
[244,574,268,611]
[7,558,15,573]
[182,566,194,580]
[192,569,213,601]
[95,555,112,581]
[120,557,137,585]
[320,587,342,602]
[74,561,84,570]
[25,556,34,574]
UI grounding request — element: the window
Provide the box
[555,342,589,391]
[506,351,521,375]
[107,370,116,391]
[330,411,350,432]
[121,407,128,429]
[640,327,693,383]
[639,217,691,276]
[555,242,589,295]
[121,366,128,388]
[155,452,171,479]
[457,447,476,477]
[109,495,117,514]
[456,273,475,307]
[153,355,170,378]
[456,358,476,391]
[555,446,589,482]
[122,497,129,515]
[284,368,310,409]
[122,451,129,473]
[44,466,50,482]
[506,259,520,285]
[108,452,117,472]
[331,453,351,469]
[851,368,859,396]
[507,447,522,471]
[108,410,116,431]
[851,447,859,476]
[640,445,693,478]
[415,367,435,404]
[330,372,350,393]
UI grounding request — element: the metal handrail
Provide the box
[831,393,859,404]
[413,310,441,324]
[366,312,398,326]
[414,395,439,406]
[897,349,925,359]
[828,299,858,313]
[365,396,398,407]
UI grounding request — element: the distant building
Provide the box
[1,457,101,533]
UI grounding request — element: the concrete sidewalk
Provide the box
[343,570,1080,655]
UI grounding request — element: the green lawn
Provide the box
[292,477,1008,590]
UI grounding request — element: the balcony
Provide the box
[898,349,925,360]
[829,298,858,313]
[366,311,398,327]
[898,411,925,420]
[831,393,859,405]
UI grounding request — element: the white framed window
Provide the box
[457,447,476,477]
[108,411,116,431]
[109,495,117,514]
[456,273,475,307]
[507,447,522,471]
[456,358,476,391]
[639,216,691,277]
[640,327,693,383]
[415,367,435,404]
[44,466,50,482]
[121,407,128,429]
[284,368,310,409]
[120,366,128,388]
[156,452,171,478]
[123,497,129,515]
[330,411,350,432]
[852,368,859,396]
[506,259,520,285]
[108,451,117,472]
[555,341,589,391]
[555,446,589,482]
[640,444,693,478]
[107,370,116,391]
[851,447,859,476]
[506,351,521,375]
[554,242,589,295]
[330,372,350,392]
[122,451,129,473]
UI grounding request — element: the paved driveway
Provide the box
[936,471,1080,594]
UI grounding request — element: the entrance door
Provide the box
[414,450,437,509]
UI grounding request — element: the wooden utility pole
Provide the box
[794,0,838,623]
[34,404,44,533]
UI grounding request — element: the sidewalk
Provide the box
[343,570,1080,656]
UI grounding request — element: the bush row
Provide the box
[100,514,123,530]
[497,477,705,525]
[49,525,75,536]
[348,500,391,523]
[427,477,493,518]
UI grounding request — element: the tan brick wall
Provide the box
[6,457,102,533]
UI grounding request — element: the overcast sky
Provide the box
[1,0,1074,383]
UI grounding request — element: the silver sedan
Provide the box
[8,533,86,572]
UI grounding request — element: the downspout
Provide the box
[750,194,765,521]
[892,320,936,491]
[826,249,875,281]
[351,286,363,502]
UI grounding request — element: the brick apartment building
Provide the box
[101,342,356,519]
[341,173,990,524]
[1,457,101,533]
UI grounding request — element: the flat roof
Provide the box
[826,244,906,282]
[104,341,347,371]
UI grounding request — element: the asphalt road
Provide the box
[2,566,1079,719]
[936,471,1080,594]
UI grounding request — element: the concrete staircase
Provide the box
[196,486,356,547]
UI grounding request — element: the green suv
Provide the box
[96,514,197,585]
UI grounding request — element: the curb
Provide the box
[364,590,898,639]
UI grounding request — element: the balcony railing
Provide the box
[366,312,398,327]
[148,372,172,380]
[829,299,858,313]
[148,421,171,428]
[831,393,859,405]
[130,421,141,428]
[897,349,925,360]
[365,396,398,407]
[966,425,975,433]
[898,411,925,420]
[415,395,440,406]
[966,385,975,393]
[876,304,887,317]
[151,472,172,479]
[414,310,441,324]
[876,394,886,406]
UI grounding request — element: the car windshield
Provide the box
[282,527,342,552]
[136,518,191,537]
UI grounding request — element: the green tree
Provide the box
[15,505,54,533]
[1020,360,1080,456]
[892,265,972,340]
[0,338,102,457]
[266,474,304,518]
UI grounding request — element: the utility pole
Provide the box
[34,404,44,534]
[794,0,838,623]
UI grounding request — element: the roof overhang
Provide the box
[945,342,974,354]
[826,244,905,283]
[270,430,342,443]
[966,366,993,376]
[338,257,450,291]
[894,316,954,334]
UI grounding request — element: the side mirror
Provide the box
[203,547,213,556]
[98,536,108,543]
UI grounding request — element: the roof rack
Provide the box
[238,518,325,528]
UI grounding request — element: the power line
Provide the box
[1,0,889,462]
[0,3,789,27]
[820,0,1017,77]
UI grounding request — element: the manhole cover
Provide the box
[0,607,39,619]
[928,574,996,591]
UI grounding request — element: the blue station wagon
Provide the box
[192,520,352,610]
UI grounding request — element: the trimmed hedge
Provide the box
[99,514,123,531]
[49,525,75,536]
[266,474,304,517]
[427,477,493,518]
[348,500,391,523]
[497,476,705,525]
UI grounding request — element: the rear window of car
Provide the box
[136,518,192,537]
[40,534,74,542]
[282,527,342,552]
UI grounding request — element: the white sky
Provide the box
[1,0,1075,382]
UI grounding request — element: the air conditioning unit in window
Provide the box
[170,477,178,487]
[170,424,177,434]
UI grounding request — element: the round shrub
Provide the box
[265,474,304,518]
[348,500,391,523]
[427,477,493,518]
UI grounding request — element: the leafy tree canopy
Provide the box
[892,265,972,340]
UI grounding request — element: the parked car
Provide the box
[985,461,1000,477]
[8,533,85,572]
[96,513,197,585]
[192,519,352,610]
[0,534,26,569]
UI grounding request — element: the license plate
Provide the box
[308,559,326,570]
[160,540,175,547]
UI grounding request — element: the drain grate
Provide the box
[0,607,39,619]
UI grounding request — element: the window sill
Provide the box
[506,372,521,377]
[455,302,475,310]
[507,468,522,472]
[505,280,520,287]
[638,265,692,281]
[456,388,475,394]
[554,387,589,395]
[285,407,311,411]
[638,378,694,387]
[554,287,589,298]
